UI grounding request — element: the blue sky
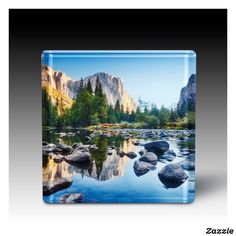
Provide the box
[42,51,196,108]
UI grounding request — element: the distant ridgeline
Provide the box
[41,65,137,113]
[42,64,196,129]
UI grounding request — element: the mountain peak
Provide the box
[41,65,137,112]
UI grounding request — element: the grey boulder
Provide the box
[64,151,91,163]
[59,193,83,203]
[53,154,64,163]
[139,152,158,164]
[144,141,169,155]
[133,160,156,177]
[180,161,195,171]
[160,154,175,162]
[43,177,73,196]
[126,151,137,159]
[56,143,72,154]
[158,163,188,188]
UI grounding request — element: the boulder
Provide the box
[107,150,113,155]
[64,151,91,163]
[52,147,63,154]
[139,149,146,156]
[160,154,175,162]
[133,160,156,177]
[72,142,83,149]
[59,193,83,203]
[126,151,137,159]
[74,145,89,152]
[164,150,176,157]
[144,141,169,155]
[56,143,73,154]
[53,154,64,163]
[186,154,195,162]
[159,131,168,138]
[132,140,141,146]
[180,161,195,171]
[139,152,158,164]
[158,164,188,188]
[119,151,126,157]
[43,177,73,196]
[42,141,49,146]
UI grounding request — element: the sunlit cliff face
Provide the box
[43,154,72,182]
[41,65,137,113]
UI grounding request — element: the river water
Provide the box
[43,128,195,203]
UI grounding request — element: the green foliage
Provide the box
[146,115,159,128]
[42,82,195,130]
[42,88,57,127]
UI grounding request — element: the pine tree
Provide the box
[87,80,93,95]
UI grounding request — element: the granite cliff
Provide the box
[41,65,137,112]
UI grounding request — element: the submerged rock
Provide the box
[133,160,156,177]
[53,154,64,163]
[126,151,137,159]
[139,152,158,164]
[160,154,175,162]
[64,151,91,163]
[180,161,195,171]
[186,154,195,162]
[144,141,169,155]
[59,193,83,203]
[43,177,73,196]
[164,150,176,157]
[158,164,188,188]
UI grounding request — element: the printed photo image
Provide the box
[42,51,196,203]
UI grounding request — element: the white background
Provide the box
[1,1,235,235]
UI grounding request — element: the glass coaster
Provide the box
[42,50,196,203]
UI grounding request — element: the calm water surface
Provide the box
[43,128,195,203]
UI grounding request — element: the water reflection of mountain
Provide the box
[43,155,72,182]
[68,151,128,181]
[43,150,129,183]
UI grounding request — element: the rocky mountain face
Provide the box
[41,65,73,108]
[177,74,196,115]
[41,65,137,112]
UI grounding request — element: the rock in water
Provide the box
[180,161,195,171]
[126,151,137,159]
[72,142,83,149]
[56,143,72,154]
[133,160,156,177]
[164,150,176,157]
[42,141,49,146]
[43,177,73,196]
[139,149,146,156]
[60,193,83,203]
[160,154,175,162]
[119,151,126,157]
[64,151,91,163]
[139,152,158,164]
[186,154,195,162]
[158,164,188,188]
[144,141,169,155]
[53,154,64,163]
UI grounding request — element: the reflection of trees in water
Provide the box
[43,130,130,181]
